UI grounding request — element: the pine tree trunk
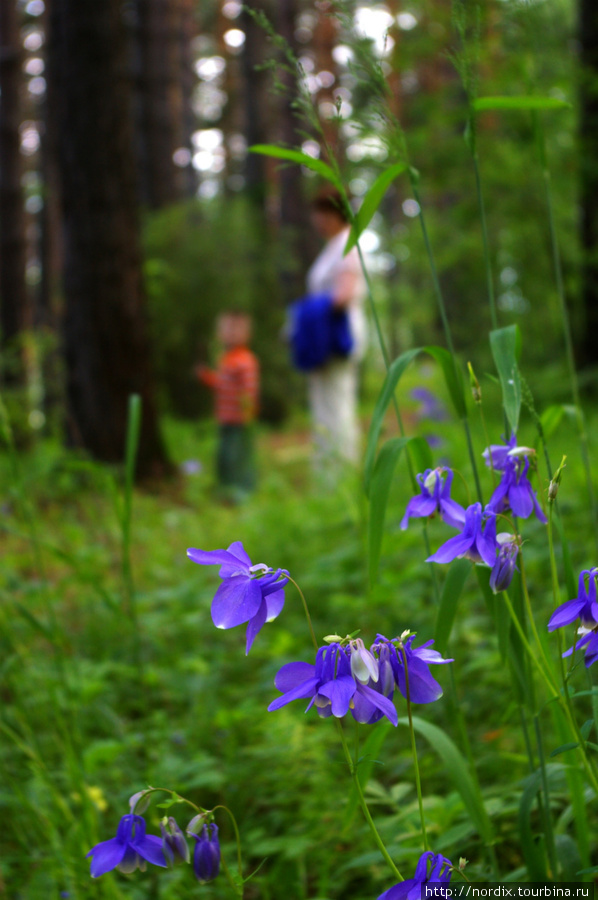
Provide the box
[0,0,28,384]
[47,0,169,476]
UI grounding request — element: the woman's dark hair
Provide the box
[310,188,350,223]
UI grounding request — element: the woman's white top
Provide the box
[306,226,368,361]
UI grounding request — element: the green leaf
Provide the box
[407,436,434,476]
[434,559,472,656]
[345,721,392,825]
[539,404,565,441]
[249,144,344,193]
[364,345,466,496]
[424,346,467,419]
[577,866,598,875]
[555,834,583,881]
[344,162,407,253]
[490,325,521,432]
[13,602,53,640]
[364,348,421,495]
[580,719,594,740]
[397,716,494,845]
[473,96,571,112]
[368,437,412,586]
[549,742,579,758]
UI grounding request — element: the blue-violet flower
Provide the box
[160,817,190,866]
[268,642,398,725]
[190,824,220,883]
[548,568,598,631]
[187,541,288,653]
[401,468,465,531]
[86,815,167,878]
[487,456,547,523]
[377,850,453,900]
[489,534,519,593]
[426,502,497,567]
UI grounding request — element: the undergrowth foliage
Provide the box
[2,2,598,898]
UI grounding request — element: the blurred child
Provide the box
[196,311,259,499]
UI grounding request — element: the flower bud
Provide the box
[548,455,567,503]
[191,824,220,884]
[349,639,379,684]
[128,789,152,815]
[160,816,190,865]
[467,362,482,403]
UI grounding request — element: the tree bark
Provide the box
[47,0,169,476]
[0,0,28,383]
[579,0,598,370]
[132,0,195,208]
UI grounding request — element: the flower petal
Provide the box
[268,677,319,711]
[426,534,473,564]
[187,547,243,570]
[87,838,126,878]
[211,576,262,629]
[317,675,356,717]
[245,599,268,655]
[264,588,285,622]
[355,682,398,725]
[134,834,168,869]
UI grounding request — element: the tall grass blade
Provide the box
[249,144,344,193]
[490,325,522,433]
[434,559,472,656]
[344,162,408,253]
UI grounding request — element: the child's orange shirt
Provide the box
[199,347,259,425]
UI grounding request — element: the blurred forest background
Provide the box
[1,0,596,475]
[4,1,598,898]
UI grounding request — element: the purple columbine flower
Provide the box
[86,815,167,878]
[489,534,519,593]
[562,624,598,668]
[268,642,398,726]
[190,824,220,884]
[160,817,190,866]
[401,468,465,531]
[487,456,547,524]
[482,433,519,471]
[187,541,288,653]
[426,502,497,567]
[548,568,598,631]
[377,850,453,900]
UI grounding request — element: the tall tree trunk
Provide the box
[0,0,28,384]
[579,0,598,370]
[133,0,194,208]
[240,0,269,206]
[47,0,169,476]
[275,0,316,303]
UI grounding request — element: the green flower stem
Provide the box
[533,714,558,879]
[501,590,558,699]
[400,647,429,852]
[472,150,498,331]
[212,804,244,890]
[535,117,598,550]
[335,719,403,882]
[409,177,483,505]
[287,576,318,652]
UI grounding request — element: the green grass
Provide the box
[1,363,597,899]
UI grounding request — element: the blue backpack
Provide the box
[289,293,354,372]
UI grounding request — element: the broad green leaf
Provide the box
[397,716,494,845]
[364,348,421,495]
[539,404,565,441]
[407,435,434,477]
[424,345,467,419]
[368,437,412,586]
[345,721,392,825]
[578,866,598,876]
[364,346,466,495]
[434,559,472,656]
[490,325,521,432]
[344,162,408,253]
[249,144,344,193]
[549,742,579,758]
[473,96,571,112]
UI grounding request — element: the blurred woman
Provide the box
[306,189,367,469]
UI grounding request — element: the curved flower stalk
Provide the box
[86,814,167,878]
[187,541,289,653]
[377,851,453,900]
[426,502,497,567]
[401,468,466,531]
